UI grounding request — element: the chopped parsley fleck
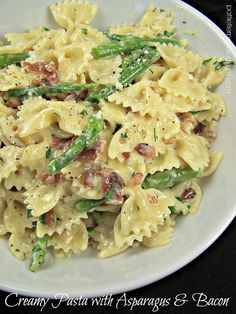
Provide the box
[87,229,97,238]
[163,30,175,37]
[215,60,235,71]
[43,27,49,31]
[132,172,136,177]
[45,147,53,159]
[202,58,212,65]
[121,132,128,139]
[39,214,46,224]
[27,209,33,219]
[81,28,88,35]
[153,128,157,142]
[168,206,178,215]
[80,109,88,116]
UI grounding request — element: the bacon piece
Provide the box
[37,171,64,184]
[149,195,158,204]
[44,210,56,228]
[15,170,21,176]
[23,61,59,85]
[81,170,95,189]
[77,139,106,163]
[193,122,206,135]
[134,143,156,158]
[122,152,130,160]
[50,137,72,150]
[181,188,196,200]
[106,188,123,205]
[130,173,143,186]
[5,97,21,108]
[78,89,89,101]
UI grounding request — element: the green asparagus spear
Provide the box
[86,85,116,103]
[142,167,200,190]
[29,234,49,272]
[86,47,160,102]
[48,114,104,175]
[92,34,180,58]
[214,60,235,71]
[119,47,160,87]
[7,82,96,98]
[0,52,29,69]
[75,190,113,213]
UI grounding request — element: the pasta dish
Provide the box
[0,1,234,272]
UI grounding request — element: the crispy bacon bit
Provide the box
[5,97,21,108]
[44,210,56,228]
[193,122,206,135]
[134,143,156,158]
[50,137,72,150]
[178,112,193,122]
[149,195,158,204]
[109,172,125,189]
[122,152,130,160]
[82,170,95,189]
[15,170,21,176]
[77,139,106,163]
[163,137,175,145]
[130,173,143,186]
[23,61,59,85]
[78,89,89,101]
[181,188,196,200]
[54,172,65,182]
[37,171,65,184]
[12,125,18,132]
[119,137,126,144]
[51,137,63,148]
[104,120,111,129]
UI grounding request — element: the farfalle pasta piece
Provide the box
[108,80,165,118]
[4,167,34,191]
[0,189,7,236]
[5,28,45,50]
[0,115,25,147]
[176,132,210,171]
[24,184,64,217]
[138,5,175,35]
[8,229,35,260]
[4,199,33,234]
[159,68,207,101]
[36,203,87,238]
[157,43,201,72]
[88,56,122,86]
[56,44,93,82]
[48,222,88,254]
[50,0,98,30]
[146,146,181,174]
[196,92,226,122]
[17,97,94,137]
[201,151,223,177]
[96,212,128,258]
[142,217,175,247]
[163,93,211,113]
[114,187,174,247]
[195,57,228,87]
[0,146,24,181]
[0,65,34,91]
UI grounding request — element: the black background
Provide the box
[0,0,235,313]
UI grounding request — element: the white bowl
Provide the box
[0,0,235,298]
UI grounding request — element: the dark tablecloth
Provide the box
[0,0,235,313]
